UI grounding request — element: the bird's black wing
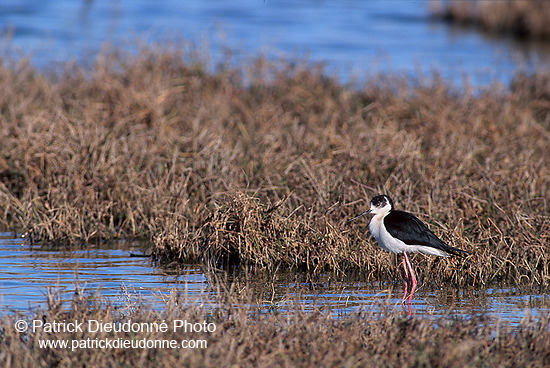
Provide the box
[384,210,468,257]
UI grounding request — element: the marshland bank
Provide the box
[0,47,548,289]
[432,0,550,40]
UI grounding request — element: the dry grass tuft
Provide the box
[155,192,359,274]
[0,45,548,287]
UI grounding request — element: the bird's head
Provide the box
[369,195,393,216]
[348,194,394,222]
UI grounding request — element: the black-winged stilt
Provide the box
[349,195,468,304]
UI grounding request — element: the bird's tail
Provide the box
[444,244,470,257]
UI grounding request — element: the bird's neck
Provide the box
[368,212,388,241]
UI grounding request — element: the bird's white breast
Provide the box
[369,214,410,254]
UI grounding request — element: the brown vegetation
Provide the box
[432,0,550,40]
[0,46,548,287]
[1,288,548,368]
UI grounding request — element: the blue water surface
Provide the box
[1,0,549,87]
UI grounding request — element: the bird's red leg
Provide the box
[401,253,410,303]
[403,252,417,305]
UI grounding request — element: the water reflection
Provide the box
[238,271,548,323]
[0,233,547,325]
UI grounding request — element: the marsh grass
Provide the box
[0,286,549,368]
[0,45,548,288]
[154,192,358,274]
[431,0,550,40]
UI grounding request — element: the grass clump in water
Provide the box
[154,192,358,273]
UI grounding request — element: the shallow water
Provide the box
[0,233,212,313]
[0,233,547,325]
[1,1,549,87]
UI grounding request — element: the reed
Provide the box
[0,46,548,287]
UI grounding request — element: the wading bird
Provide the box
[349,195,468,305]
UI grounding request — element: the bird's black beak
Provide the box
[346,209,371,223]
